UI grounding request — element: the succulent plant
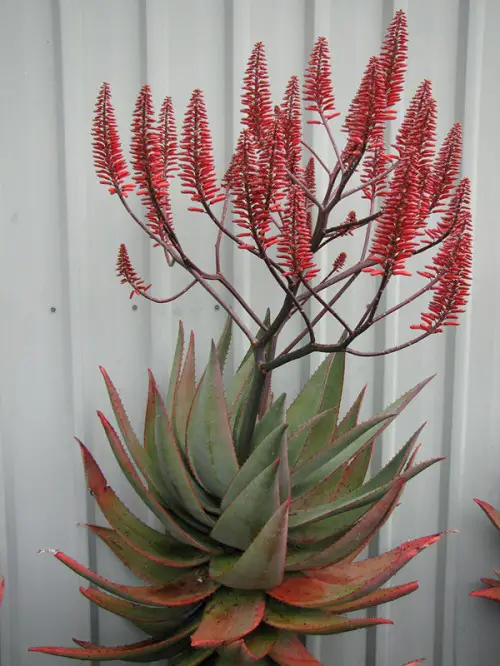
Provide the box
[30,321,445,664]
[470,499,500,603]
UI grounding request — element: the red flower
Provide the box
[259,108,288,215]
[281,76,302,175]
[241,42,273,144]
[92,83,134,197]
[158,95,179,181]
[116,244,151,298]
[361,144,392,201]
[365,149,422,276]
[333,251,347,272]
[379,9,408,110]
[277,185,319,280]
[426,178,471,242]
[429,123,463,213]
[179,89,223,212]
[130,85,172,239]
[303,37,339,124]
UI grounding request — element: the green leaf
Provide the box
[171,649,216,665]
[167,321,185,415]
[332,442,374,500]
[269,632,322,665]
[144,370,159,468]
[263,598,392,634]
[186,342,239,498]
[222,423,287,510]
[287,410,337,471]
[216,316,232,372]
[251,394,286,452]
[326,581,419,613]
[210,500,290,589]
[191,587,265,648]
[173,331,196,450]
[335,386,366,438]
[211,459,280,550]
[244,626,277,660]
[286,352,345,467]
[154,385,213,528]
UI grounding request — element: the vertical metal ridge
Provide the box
[52,0,98,651]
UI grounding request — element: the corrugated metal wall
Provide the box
[0,0,498,664]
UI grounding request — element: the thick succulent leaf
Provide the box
[214,650,272,666]
[222,424,288,511]
[288,410,337,472]
[167,321,185,415]
[333,442,374,500]
[171,649,216,666]
[80,585,198,623]
[215,315,232,372]
[326,581,419,613]
[211,459,280,550]
[470,586,500,601]
[144,370,159,469]
[403,661,425,666]
[154,384,213,528]
[210,500,290,589]
[173,331,196,449]
[46,549,218,606]
[78,440,219,558]
[288,480,404,568]
[191,587,265,648]
[271,532,444,608]
[252,394,286,451]
[286,352,345,468]
[87,525,190,584]
[335,386,366,438]
[263,599,392,634]
[29,613,200,661]
[226,342,254,412]
[474,498,500,530]
[269,633,321,665]
[291,414,392,498]
[244,626,278,659]
[186,342,239,498]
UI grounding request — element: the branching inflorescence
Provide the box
[93,8,472,379]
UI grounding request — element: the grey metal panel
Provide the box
[0,0,496,664]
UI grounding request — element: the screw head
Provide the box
[50,307,56,313]
[214,304,220,311]
[132,304,138,311]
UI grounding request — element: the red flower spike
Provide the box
[303,157,316,229]
[303,37,339,123]
[333,252,347,273]
[259,108,288,214]
[179,89,221,208]
[92,83,134,197]
[361,143,392,201]
[158,95,179,181]
[116,244,151,299]
[342,57,392,166]
[130,85,173,240]
[230,130,277,250]
[281,76,303,176]
[426,177,471,242]
[366,149,422,276]
[429,122,463,213]
[379,9,408,110]
[277,185,319,281]
[241,42,273,144]
[411,223,472,333]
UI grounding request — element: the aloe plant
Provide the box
[470,499,500,603]
[32,8,471,666]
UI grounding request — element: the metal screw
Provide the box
[50,307,56,313]
[132,304,138,311]
[214,304,220,311]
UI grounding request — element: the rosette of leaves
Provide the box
[31,320,445,665]
[470,498,500,602]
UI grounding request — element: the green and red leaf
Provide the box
[269,633,322,665]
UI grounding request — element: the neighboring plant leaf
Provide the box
[173,331,196,450]
[474,498,500,530]
[167,321,185,415]
[269,632,322,665]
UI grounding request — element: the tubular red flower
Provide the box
[130,84,172,239]
[241,42,273,144]
[429,123,463,213]
[426,177,471,242]
[277,184,319,280]
[158,95,179,181]
[92,83,134,197]
[379,9,408,110]
[179,89,222,210]
[333,251,347,272]
[303,37,339,123]
[281,76,302,175]
[342,57,392,165]
[411,221,472,332]
[116,244,151,299]
[365,149,422,276]
[230,130,277,250]
[259,107,288,215]
[361,144,392,201]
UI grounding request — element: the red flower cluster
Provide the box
[92,83,134,197]
[303,37,339,125]
[277,185,318,280]
[426,178,471,242]
[130,85,172,238]
[379,9,408,110]
[158,95,179,181]
[333,251,347,273]
[241,42,273,144]
[179,89,224,212]
[116,244,151,299]
[429,123,463,213]
[281,76,302,176]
